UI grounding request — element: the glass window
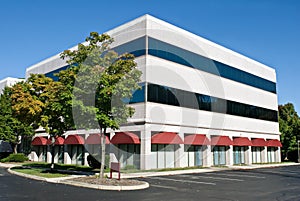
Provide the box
[233,146,246,164]
[148,37,276,94]
[147,83,278,122]
[213,146,226,165]
[113,36,146,57]
[129,84,145,104]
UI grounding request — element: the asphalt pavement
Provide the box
[1,164,300,201]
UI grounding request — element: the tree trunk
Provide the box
[99,128,106,179]
[13,144,18,154]
[50,143,55,171]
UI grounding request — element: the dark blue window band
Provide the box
[148,37,277,94]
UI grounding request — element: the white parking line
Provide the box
[178,174,243,182]
[278,170,300,174]
[149,177,216,185]
[262,170,298,175]
[151,184,180,191]
[207,173,265,179]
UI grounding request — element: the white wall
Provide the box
[0,77,24,94]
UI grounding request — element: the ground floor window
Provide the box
[267,147,277,163]
[87,144,111,168]
[56,146,64,164]
[35,146,47,162]
[117,144,140,169]
[184,145,203,167]
[212,146,226,166]
[252,147,263,163]
[68,145,84,165]
[233,146,246,164]
[151,144,178,169]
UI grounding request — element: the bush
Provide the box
[286,150,299,162]
[0,153,29,163]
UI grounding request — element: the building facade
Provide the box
[27,15,281,170]
[0,77,24,94]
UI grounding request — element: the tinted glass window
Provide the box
[148,37,276,94]
[147,83,278,122]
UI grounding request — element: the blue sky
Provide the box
[0,0,299,112]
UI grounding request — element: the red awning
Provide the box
[86,134,110,145]
[184,134,210,145]
[31,136,48,146]
[267,139,282,147]
[151,132,184,144]
[211,136,233,146]
[46,137,65,145]
[251,138,267,147]
[111,132,140,144]
[233,137,252,146]
[64,135,85,145]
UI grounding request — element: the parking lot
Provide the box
[140,165,300,201]
[1,165,300,201]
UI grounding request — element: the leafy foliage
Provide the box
[60,32,142,178]
[0,153,29,162]
[0,87,34,153]
[10,74,75,137]
[278,103,300,158]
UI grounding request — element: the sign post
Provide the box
[110,162,120,180]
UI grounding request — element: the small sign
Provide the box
[110,162,120,180]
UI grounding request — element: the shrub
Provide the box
[0,153,29,163]
[286,150,299,162]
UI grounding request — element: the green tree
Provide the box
[0,87,34,153]
[10,74,75,169]
[60,32,141,179]
[278,103,300,158]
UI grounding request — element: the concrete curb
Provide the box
[7,167,149,191]
[60,180,149,191]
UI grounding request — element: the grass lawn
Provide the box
[21,162,94,171]
[12,167,70,178]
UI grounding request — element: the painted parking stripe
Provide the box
[206,173,266,179]
[277,170,300,174]
[178,174,243,182]
[266,171,298,175]
[149,177,216,185]
[151,184,180,191]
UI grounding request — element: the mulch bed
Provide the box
[70,176,145,186]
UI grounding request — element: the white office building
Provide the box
[27,15,281,170]
[0,77,24,94]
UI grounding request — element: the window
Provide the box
[147,83,278,122]
[70,145,84,165]
[233,146,246,164]
[267,147,277,163]
[151,144,176,169]
[213,146,226,165]
[113,36,146,57]
[56,145,64,164]
[148,37,276,94]
[129,84,145,104]
[184,145,203,167]
[252,147,263,163]
[117,144,140,169]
